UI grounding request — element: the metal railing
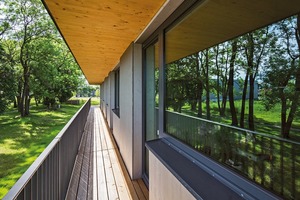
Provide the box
[3,98,91,200]
[165,110,300,200]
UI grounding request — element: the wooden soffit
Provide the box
[42,0,165,84]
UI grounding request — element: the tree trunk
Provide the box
[34,96,39,107]
[20,86,26,117]
[205,50,211,120]
[221,88,228,116]
[20,66,30,117]
[24,88,30,115]
[217,73,221,114]
[196,54,203,118]
[228,40,238,126]
[17,96,22,112]
[248,75,255,131]
[13,97,17,108]
[17,78,23,112]
[215,45,222,115]
[280,89,287,137]
[197,82,203,118]
[240,71,249,128]
[283,66,300,138]
[283,92,299,138]
[245,33,255,131]
[191,101,197,111]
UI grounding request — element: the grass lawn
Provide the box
[180,100,300,141]
[71,96,100,106]
[0,101,85,198]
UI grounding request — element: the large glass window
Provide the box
[145,42,159,177]
[164,1,300,199]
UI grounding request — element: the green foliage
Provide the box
[77,82,98,97]
[0,0,84,114]
[0,44,16,113]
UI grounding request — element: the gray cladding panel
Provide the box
[119,43,134,177]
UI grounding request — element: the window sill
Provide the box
[146,138,279,200]
[112,108,120,118]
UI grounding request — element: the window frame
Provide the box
[113,68,120,117]
[142,0,289,199]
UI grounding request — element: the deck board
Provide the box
[66,106,148,200]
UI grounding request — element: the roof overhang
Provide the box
[43,0,300,84]
[42,0,167,84]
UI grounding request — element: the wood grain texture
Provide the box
[66,107,148,199]
[42,0,165,84]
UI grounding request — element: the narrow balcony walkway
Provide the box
[66,106,148,200]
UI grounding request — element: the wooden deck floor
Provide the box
[66,106,148,200]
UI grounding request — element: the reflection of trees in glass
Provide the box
[165,14,300,199]
[166,14,300,139]
[240,28,270,130]
[261,15,300,138]
[212,43,230,117]
[166,55,201,113]
[228,40,239,126]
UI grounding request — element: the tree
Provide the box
[201,49,212,120]
[0,43,16,113]
[228,40,239,126]
[240,28,270,130]
[30,39,81,108]
[4,0,57,116]
[0,5,15,113]
[166,60,187,113]
[2,0,82,114]
[212,43,230,117]
[262,15,300,138]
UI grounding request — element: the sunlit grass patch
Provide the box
[0,102,84,198]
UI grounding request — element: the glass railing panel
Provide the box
[165,110,300,199]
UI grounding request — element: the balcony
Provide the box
[3,99,148,200]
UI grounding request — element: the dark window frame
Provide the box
[143,0,292,199]
[113,68,120,117]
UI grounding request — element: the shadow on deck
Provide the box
[66,106,148,200]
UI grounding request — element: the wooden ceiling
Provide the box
[42,0,166,84]
[43,0,300,83]
[166,0,300,64]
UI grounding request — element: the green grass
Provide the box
[0,102,84,198]
[70,97,100,106]
[179,100,300,141]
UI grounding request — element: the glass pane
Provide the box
[145,42,159,176]
[165,2,300,198]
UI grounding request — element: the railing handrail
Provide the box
[55,98,90,139]
[3,98,91,199]
[165,109,300,145]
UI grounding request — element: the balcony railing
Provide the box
[165,110,300,199]
[3,99,91,200]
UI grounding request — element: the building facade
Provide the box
[44,0,300,199]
